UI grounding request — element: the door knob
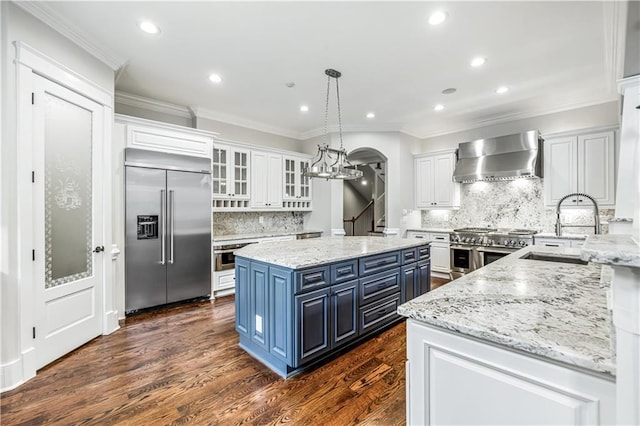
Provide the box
[93,245,105,253]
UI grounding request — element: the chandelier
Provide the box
[304,69,363,180]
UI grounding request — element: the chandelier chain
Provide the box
[323,74,331,146]
[335,76,344,149]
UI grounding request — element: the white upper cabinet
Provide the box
[251,151,283,209]
[415,151,460,209]
[212,143,251,209]
[119,114,215,158]
[544,130,615,207]
[283,156,312,210]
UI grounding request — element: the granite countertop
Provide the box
[581,234,640,268]
[535,232,588,240]
[234,236,428,269]
[213,230,323,244]
[398,245,615,376]
[406,228,453,233]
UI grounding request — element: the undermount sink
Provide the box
[520,252,588,265]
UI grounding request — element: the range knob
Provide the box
[486,239,494,246]
[469,238,476,244]
[509,240,516,246]
[519,240,528,247]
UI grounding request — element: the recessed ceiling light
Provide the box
[209,74,222,84]
[428,11,448,25]
[366,112,375,119]
[496,86,509,94]
[470,57,486,67]
[138,20,160,35]
[442,88,457,95]
[300,105,309,112]
[434,104,444,111]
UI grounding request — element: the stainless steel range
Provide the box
[450,227,537,278]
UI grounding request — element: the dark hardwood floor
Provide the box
[1,277,451,425]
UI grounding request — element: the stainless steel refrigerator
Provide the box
[125,148,211,313]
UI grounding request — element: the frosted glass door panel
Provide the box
[44,93,93,288]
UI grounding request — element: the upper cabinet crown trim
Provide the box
[115,92,193,119]
[115,114,218,138]
[413,148,457,159]
[542,125,618,140]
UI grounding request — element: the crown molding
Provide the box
[115,91,192,119]
[190,106,303,140]
[13,1,125,70]
[299,123,405,140]
[412,96,619,140]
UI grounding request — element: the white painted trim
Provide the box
[602,0,628,89]
[115,113,218,138]
[617,75,640,94]
[382,228,400,237]
[413,148,458,159]
[192,106,303,140]
[414,98,620,140]
[331,228,346,236]
[299,123,405,140]
[115,91,193,119]
[1,358,24,393]
[111,244,121,260]
[14,41,112,106]
[542,125,619,139]
[13,1,125,70]
[214,136,313,158]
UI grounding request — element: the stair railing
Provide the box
[344,200,374,236]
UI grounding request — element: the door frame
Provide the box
[14,42,116,384]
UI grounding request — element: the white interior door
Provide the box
[32,74,104,369]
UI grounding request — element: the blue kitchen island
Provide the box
[234,236,431,378]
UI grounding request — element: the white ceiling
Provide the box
[22,1,625,139]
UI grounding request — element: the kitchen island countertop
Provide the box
[234,236,428,269]
[398,245,615,376]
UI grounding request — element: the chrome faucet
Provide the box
[555,192,601,236]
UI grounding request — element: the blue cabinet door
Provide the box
[269,266,293,365]
[294,287,330,367]
[250,262,269,351]
[331,280,358,348]
[235,258,250,336]
[400,264,416,303]
[416,259,431,296]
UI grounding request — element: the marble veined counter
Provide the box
[234,236,428,269]
[581,234,640,268]
[398,245,615,376]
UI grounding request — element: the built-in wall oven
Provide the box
[450,228,536,278]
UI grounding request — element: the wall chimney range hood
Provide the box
[452,130,543,183]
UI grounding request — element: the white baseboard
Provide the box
[1,357,24,392]
[1,347,36,393]
[431,270,452,279]
[212,288,235,299]
[331,228,346,236]
[104,310,120,335]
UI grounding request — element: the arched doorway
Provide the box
[343,148,387,236]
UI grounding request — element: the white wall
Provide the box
[196,116,304,153]
[417,101,619,153]
[0,1,114,390]
[343,181,369,219]
[115,102,194,128]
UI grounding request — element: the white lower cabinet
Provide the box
[406,320,616,425]
[212,269,236,298]
[535,236,585,248]
[407,231,451,277]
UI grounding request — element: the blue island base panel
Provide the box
[239,318,405,379]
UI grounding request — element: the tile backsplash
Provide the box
[420,179,613,234]
[213,212,304,236]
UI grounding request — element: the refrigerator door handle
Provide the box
[169,189,175,264]
[160,189,166,265]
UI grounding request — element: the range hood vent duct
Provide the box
[452,130,543,183]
